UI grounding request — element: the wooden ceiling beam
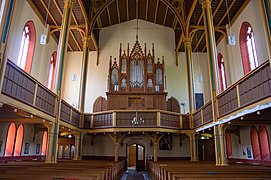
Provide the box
[116,0,121,23]
[78,0,90,25]
[40,0,73,51]
[126,0,129,21]
[136,0,139,19]
[192,0,224,52]
[185,0,197,34]
[163,7,168,26]
[106,6,112,26]
[145,0,149,21]
[201,0,237,52]
[154,0,160,23]
[52,0,81,51]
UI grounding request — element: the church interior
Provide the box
[0,0,271,179]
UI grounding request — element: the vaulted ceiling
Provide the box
[28,0,250,52]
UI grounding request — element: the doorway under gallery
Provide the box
[126,143,145,171]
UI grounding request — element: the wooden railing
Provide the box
[217,60,271,117]
[2,60,57,117]
[193,60,271,129]
[83,110,190,130]
[2,60,81,127]
[3,59,271,131]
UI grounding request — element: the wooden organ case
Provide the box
[107,38,167,110]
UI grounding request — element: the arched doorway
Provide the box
[198,133,215,161]
[126,143,145,171]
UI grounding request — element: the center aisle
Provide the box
[121,169,150,180]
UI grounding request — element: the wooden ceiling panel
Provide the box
[109,1,118,25]
[119,0,127,23]
[165,9,175,27]
[156,2,166,26]
[29,0,250,52]
[100,9,110,27]
[147,0,157,22]
[138,0,146,20]
[190,2,202,26]
[72,0,85,24]
[129,0,136,20]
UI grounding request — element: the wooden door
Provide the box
[198,139,215,161]
[128,145,136,167]
[136,144,145,171]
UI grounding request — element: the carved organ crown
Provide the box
[108,39,166,93]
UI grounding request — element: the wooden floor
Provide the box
[147,160,271,180]
[0,159,125,180]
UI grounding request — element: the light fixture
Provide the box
[13,108,17,112]
[40,0,51,45]
[225,0,236,46]
[131,110,144,125]
[68,134,72,139]
[241,116,244,120]
[256,111,261,115]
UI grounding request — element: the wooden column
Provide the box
[79,32,90,113]
[259,0,271,63]
[188,133,198,161]
[74,132,81,160]
[0,0,16,91]
[200,0,221,166]
[184,37,195,113]
[53,0,74,163]
[44,121,58,163]
[218,124,229,166]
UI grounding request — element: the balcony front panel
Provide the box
[193,110,201,128]
[2,60,35,106]
[160,112,180,129]
[72,109,80,127]
[217,87,238,117]
[116,112,156,127]
[239,64,271,107]
[60,100,71,123]
[93,113,113,128]
[35,86,56,116]
[202,101,213,124]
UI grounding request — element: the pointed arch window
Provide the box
[251,126,261,160]
[217,53,227,92]
[17,21,36,74]
[41,131,48,156]
[13,124,24,156]
[225,133,232,158]
[259,126,270,160]
[240,22,258,74]
[47,51,57,91]
[4,123,16,156]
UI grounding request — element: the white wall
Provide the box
[62,52,83,107]
[192,53,211,103]
[82,134,190,158]
[0,122,9,156]
[83,19,187,113]
[6,1,58,86]
[217,0,269,85]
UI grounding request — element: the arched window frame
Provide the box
[47,51,57,91]
[251,126,261,160]
[4,123,16,156]
[239,22,258,74]
[217,53,227,92]
[41,131,48,156]
[259,125,270,160]
[225,133,232,158]
[13,124,24,156]
[17,20,36,74]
